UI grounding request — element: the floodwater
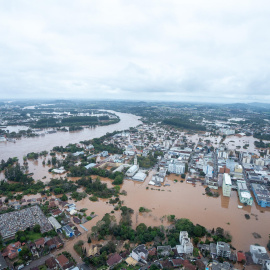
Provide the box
[1,113,270,253]
[0,111,142,161]
[72,173,270,252]
[185,133,263,154]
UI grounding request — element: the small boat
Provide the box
[238,205,243,209]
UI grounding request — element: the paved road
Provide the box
[22,254,52,270]
[212,151,218,179]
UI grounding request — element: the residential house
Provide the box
[45,239,56,250]
[157,246,172,257]
[45,236,64,250]
[88,245,100,257]
[51,209,62,217]
[35,238,45,249]
[160,259,173,269]
[73,217,81,224]
[171,259,184,268]
[106,253,122,269]
[53,236,64,249]
[237,251,246,263]
[148,247,157,257]
[2,241,21,260]
[131,244,148,263]
[45,257,58,270]
[56,254,70,270]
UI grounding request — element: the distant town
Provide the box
[0,100,270,270]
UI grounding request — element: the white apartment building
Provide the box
[217,242,231,258]
[168,163,185,174]
[176,231,193,254]
[222,173,232,197]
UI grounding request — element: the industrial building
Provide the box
[237,180,253,206]
[48,216,62,232]
[85,163,96,169]
[62,225,74,238]
[222,173,232,197]
[132,171,147,182]
[251,184,270,208]
[126,165,139,177]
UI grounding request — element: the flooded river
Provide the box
[0,111,142,161]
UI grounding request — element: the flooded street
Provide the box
[185,133,264,154]
[68,174,270,252]
[121,178,270,251]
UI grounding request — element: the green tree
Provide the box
[33,224,41,233]
[19,247,32,261]
[193,237,199,245]
[61,194,68,201]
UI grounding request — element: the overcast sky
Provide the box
[0,0,270,103]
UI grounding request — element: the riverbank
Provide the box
[0,111,142,161]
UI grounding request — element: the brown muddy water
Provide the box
[71,174,270,252]
[0,111,142,161]
[185,133,263,154]
[1,112,269,252]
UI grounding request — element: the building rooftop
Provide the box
[223,173,232,185]
[251,184,270,203]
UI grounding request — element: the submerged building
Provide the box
[126,165,139,177]
[222,173,232,197]
[251,184,270,208]
[237,180,253,206]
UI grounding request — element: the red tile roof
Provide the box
[35,238,45,247]
[57,254,69,267]
[237,251,246,262]
[107,253,122,267]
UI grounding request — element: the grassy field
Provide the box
[26,231,43,241]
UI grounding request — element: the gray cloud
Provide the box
[0,0,270,103]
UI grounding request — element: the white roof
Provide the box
[176,245,185,254]
[127,165,139,174]
[133,172,146,181]
[52,168,66,174]
[241,191,251,199]
[48,216,61,230]
[223,173,232,185]
[70,209,77,215]
[250,245,267,254]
